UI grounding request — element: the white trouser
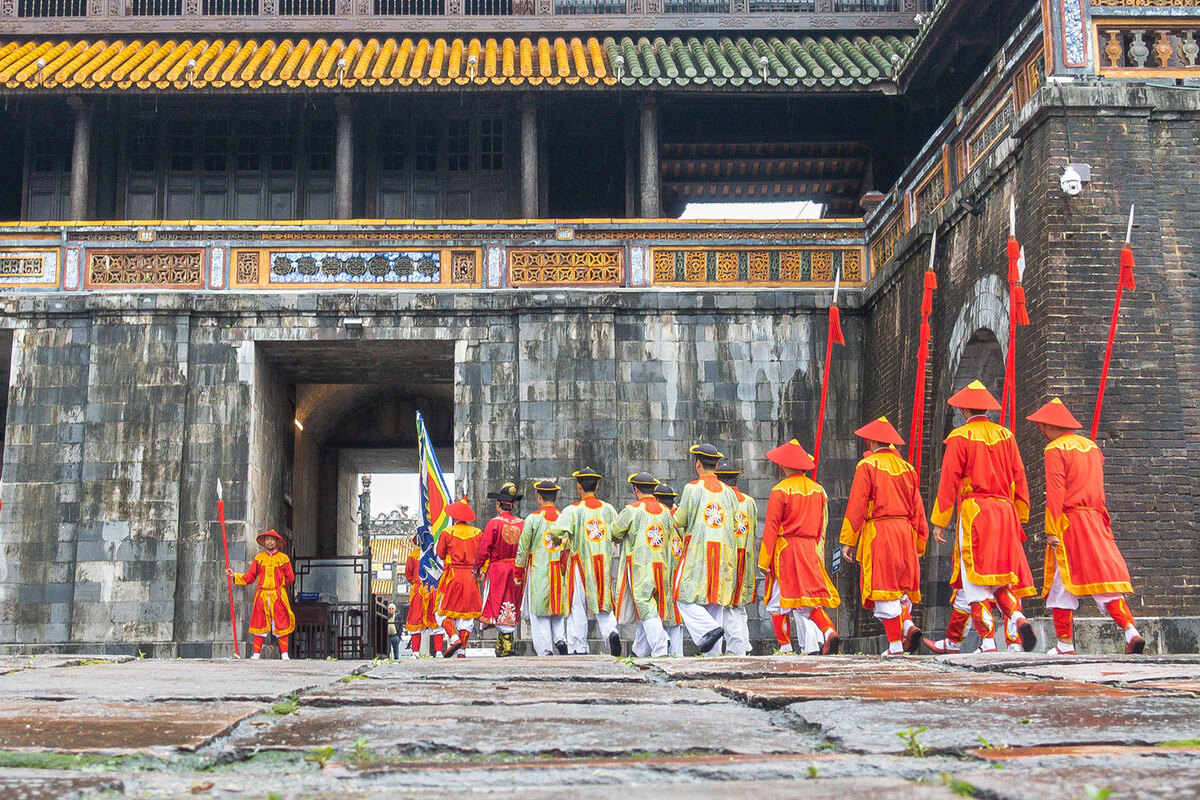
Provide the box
[498,625,515,634]
[453,619,474,634]
[528,614,566,656]
[789,608,826,654]
[632,616,669,658]
[677,602,724,655]
[567,572,616,653]
[1044,570,1122,611]
[723,606,751,656]
[956,518,1003,605]
[872,599,902,620]
[667,624,685,657]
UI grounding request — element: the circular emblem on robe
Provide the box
[543,530,563,552]
[585,518,606,542]
[736,511,750,539]
[645,524,666,550]
[500,522,522,545]
[704,503,725,528]
[670,532,684,559]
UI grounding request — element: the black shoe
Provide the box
[821,634,841,656]
[1017,620,1037,652]
[608,631,622,657]
[697,627,724,654]
[554,639,568,655]
[443,640,463,659]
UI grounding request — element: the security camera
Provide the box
[1060,164,1083,196]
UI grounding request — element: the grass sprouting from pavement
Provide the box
[268,695,300,716]
[940,773,976,797]
[895,727,929,757]
[0,751,167,772]
[1159,739,1200,747]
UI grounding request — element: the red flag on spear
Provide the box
[217,479,240,658]
[908,229,938,478]
[1091,205,1136,439]
[999,198,1030,431]
[813,267,845,480]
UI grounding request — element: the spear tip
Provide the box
[1009,196,1016,237]
[216,478,223,500]
[1125,204,1135,245]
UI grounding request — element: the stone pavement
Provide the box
[0,653,1197,799]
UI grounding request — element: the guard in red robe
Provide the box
[840,417,927,656]
[227,529,295,660]
[436,497,483,658]
[404,532,442,658]
[474,482,525,657]
[926,381,1037,655]
[1027,398,1143,655]
[758,439,841,655]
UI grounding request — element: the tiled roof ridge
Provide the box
[0,33,914,90]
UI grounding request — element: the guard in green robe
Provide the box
[654,482,686,657]
[611,472,676,657]
[549,466,621,656]
[716,463,759,656]
[514,479,569,656]
[674,443,740,655]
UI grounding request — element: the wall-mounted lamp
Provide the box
[186,58,197,83]
[467,53,478,80]
[758,55,769,81]
[613,54,625,81]
[336,57,348,83]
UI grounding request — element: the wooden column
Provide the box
[638,95,660,218]
[520,93,538,219]
[335,96,354,220]
[68,96,91,221]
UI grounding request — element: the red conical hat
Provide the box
[257,529,285,547]
[854,416,905,446]
[947,380,1001,411]
[445,497,476,523]
[766,439,816,471]
[1026,397,1082,429]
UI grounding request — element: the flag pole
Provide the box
[217,479,240,658]
[909,229,937,477]
[1000,197,1023,430]
[813,267,844,479]
[1091,205,1136,439]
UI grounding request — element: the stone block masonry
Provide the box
[0,289,862,653]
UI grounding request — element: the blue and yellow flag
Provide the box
[416,411,450,590]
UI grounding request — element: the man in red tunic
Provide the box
[840,417,927,656]
[436,497,483,658]
[227,529,295,660]
[1027,398,1143,655]
[926,381,1037,655]
[757,439,841,655]
[403,532,442,657]
[474,482,525,657]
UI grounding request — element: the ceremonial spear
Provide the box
[813,267,844,480]
[217,479,240,658]
[908,229,938,478]
[1091,205,1137,439]
[999,198,1030,430]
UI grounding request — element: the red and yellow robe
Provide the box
[403,553,439,632]
[931,416,1036,597]
[1041,433,1133,597]
[840,447,928,604]
[436,523,483,619]
[234,550,296,637]
[757,474,840,609]
[473,511,525,628]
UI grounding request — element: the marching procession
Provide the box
[228,385,1144,661]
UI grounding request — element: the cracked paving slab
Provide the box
[0,771,124,800]
[364,656,647,683]
[695,671,1136,707]
[639,655,933,682]
[785,694,1200,754]
[0,659,369,702]
[228,701,811,757]
[1003,660,1200,686]
[0,699,263,753]
[302,677,730,707]
[953,751,1200,800]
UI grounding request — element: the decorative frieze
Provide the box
[0,249,59,287]
[87,249,204,288]
[230,247,481,288]
[508,248,623,286]
[1099,24,1200,73]
[914,155,947,220]
[966,91,1015,170]
[650,247,862,286]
